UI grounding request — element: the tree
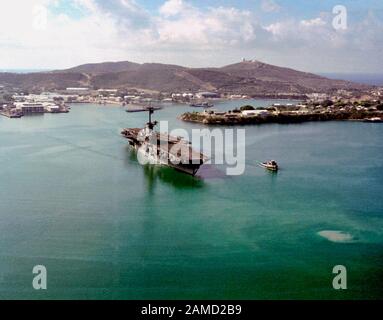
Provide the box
[321,99,333,108]
[334,100,346,108]
[240,105,255,111]
[360,100,373,108]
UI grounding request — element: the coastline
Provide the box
[180,110,383,126]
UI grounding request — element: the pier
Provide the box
[0,110,23,118]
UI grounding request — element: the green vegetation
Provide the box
[321,99,333,108]
[181,104,382,125]
[334,100,347,107]
[240,105,255,111]
[184,112,204,121]
[359,100,374,108]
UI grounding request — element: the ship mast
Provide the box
[147,105,156,130]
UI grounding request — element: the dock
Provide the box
[1,111,23,118]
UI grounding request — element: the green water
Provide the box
[0,101,382,300]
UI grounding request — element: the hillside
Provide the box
[0,60,371,95]
[219,61,361,93]
[63,61,141,74]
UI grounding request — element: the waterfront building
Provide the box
[15,102,45,114]
[182,93,194,98]
[306,92,329,101]
[196,92,220,99]
[241,110,270,117]
[44,104,61,113]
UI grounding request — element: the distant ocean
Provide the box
[321,73,383,86]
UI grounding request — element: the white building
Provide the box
[124,95,138,100]
[98,89,118,93]
[43,103,61,113]
[15,102,45,114]
[306,93,328,101]
[196,92,220,99]
[241,110,269,117]
[66,87,90,93]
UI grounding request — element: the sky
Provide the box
[0,0,382,73]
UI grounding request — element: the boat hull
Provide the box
[259,163,279,171]
[122,128,206,176]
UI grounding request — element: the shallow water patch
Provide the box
[318,230,354,243]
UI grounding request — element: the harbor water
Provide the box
[0,100,382,299]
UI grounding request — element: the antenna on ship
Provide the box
[146,104,157,130]
[126,100,162,114]
[125,100,162,129]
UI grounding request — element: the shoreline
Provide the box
[180,110,383,126]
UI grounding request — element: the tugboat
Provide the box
[259,160,279,171]
[121,106,208,176]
